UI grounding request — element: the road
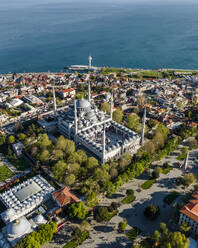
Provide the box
[0,105,68,131]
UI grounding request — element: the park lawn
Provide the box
[141,179,156,190]
[161,166,173,175]
[163,191,180,205]
[0,165,14,182]
[121,194,136,204]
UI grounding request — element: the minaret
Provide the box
[88,81,91,102]
[74,100,78,135]
[183,151,189,171]
[52,86,57,118]
[140,107,146,146]
[88,55,92,68]
[102,124,106,162]
[110,94,113,120]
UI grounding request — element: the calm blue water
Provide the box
[1,0,198,73]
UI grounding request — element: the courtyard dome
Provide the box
[76,99,91,109]
[7,217,31,238]
[4,208,15,219]
[34,214,45,224]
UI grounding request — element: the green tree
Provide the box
[118,220,127,232]
[165,231,189,248]
[127,113,142,133]
[76,149,87,164]
[68,202,88,220]
[18,133,26,141]
[64,174,76,186]
[80,220,91,232]
[86,157,98,170]
[183,173,196,186]
[152,230,161,246]
[53,160,68,182]
[0,133,5,145]
[100,102,110,114]
[67,152,81,164]
[8,135,15,144]
[144,204,160,220]
[55,135,67,149]
[119,153,132,171]
[38,149,49,162]
[37,133,52,148]
[152,167,161,179]
[53,149,64,160]
[179,222,191,234]
[109,167,118,179]
[113,108,123,123]
[86,191,99,208]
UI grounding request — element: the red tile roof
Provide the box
[62,88,75,93]
[180,192,198,223]
[53,187,79,207]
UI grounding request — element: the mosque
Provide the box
[39,83,146,163]
[0,175,79,247]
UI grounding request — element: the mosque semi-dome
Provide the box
[76,99,91,109]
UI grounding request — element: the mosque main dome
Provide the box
[7,217,31,238]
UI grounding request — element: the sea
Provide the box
[1,0,198,73]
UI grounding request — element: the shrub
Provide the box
[141,179,156,190]
[94,206,118,222]
[126,227,142,241]
[121,194,136,204]
[118,220,127,232]
[163,191,180,205]
[63,231,89,248]
[152,167,161,179]
[126,189,134,196]
[144,204,160,220]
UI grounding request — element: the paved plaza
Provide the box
[79,146,198,248]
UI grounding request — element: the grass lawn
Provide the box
[0,164,14,183]
[161,166,173,175]
[141,179,156,190]
[163,191,180,205]
[121,194,136,204]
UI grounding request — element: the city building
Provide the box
[179,192,198,235]
[60,88,75,98]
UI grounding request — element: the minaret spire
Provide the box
[183,150,189,171]
[88,81,91,102]
[102,124,106,162]
[110,94,113,120]
[52,86,57,118]
[140,107,146,146]
[74,100,78,135]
